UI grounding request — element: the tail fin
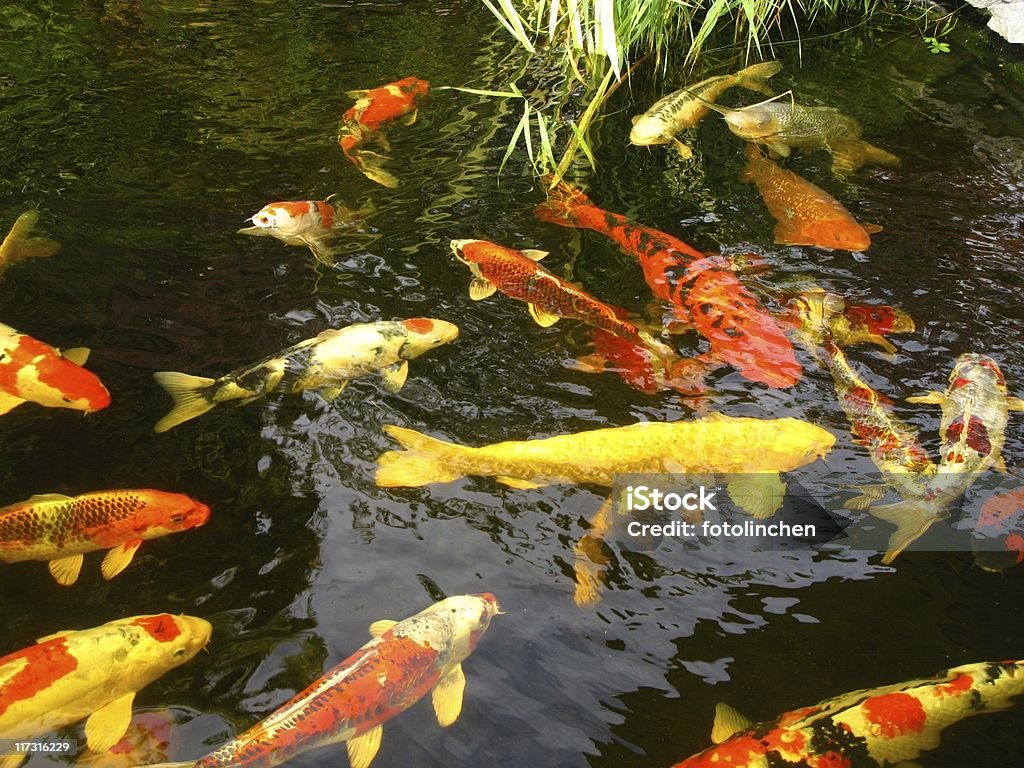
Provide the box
[861,141,901,169]
[375,425,464,487]
[533,178,598,229]
[872,501,940,564]
[346,148,400,188]
[0,211,60,268]
[734,60,782,97]
[153,371,217,433]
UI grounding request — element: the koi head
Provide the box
[246,201,324,237]
[398,318,460,359]
[768,419,837,470]
[449,239,484,267]
[115,614,212,689]
[421,593,500,662]
[950,353,1007,392]
[0,331,111,412]
[395,76,430,99]
[629,115,667,146]
[133,491,212,537]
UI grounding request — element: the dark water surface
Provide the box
[3,1,1024,766]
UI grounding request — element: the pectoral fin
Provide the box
[345,89,369,99]
[0,754,27,768]
[320,381,349,401]
[727,473,786,519]
[495,476,544,490]
[432,664,467,727]
[48,554,84,586]
[101,540,142,580]
[671,137,694,160]
[843,483,890,511]
[872,501,937,564]
[368,619,398,638]
[1008,397,1024,412]
[712,702,753,743]
[84,692,134,753]
[401,109,419,126]
[0,391,25,416]
[527,303,560,327]
[764,139,791,157]
[906,391,945,406]
[380,361,409,393]
[303,237,335,266]
[468,277,497,301]
[346,724,383,768]
[62,347,91,366]
[521,249,548,261]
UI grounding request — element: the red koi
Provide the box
[0,322,110,416]
[742,144,881,251]
[673,660,1024,767]
[0,489,210,585]
[157,594,499,768]
[534,179,800,388]
[338,76,429,188]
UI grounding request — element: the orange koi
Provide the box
[534,179,800,388]
[742,144,881,251]
[450,238,672,361]
[151,594,499,768]
[0,322,110,417]
[338,76,429,188]
[0,615,210,760]
[673,660,1024,767]
[0,489,210,585]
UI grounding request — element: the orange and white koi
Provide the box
[152,319,458,433]
[871,354,1024,563]
[450,238,673,362]
[672,660,1024,767]
[534,179,800,388]
[742,144,881,251]
[0,211,60,279]
[0,489,210,585]
[0,322,110,417]
[147,594,499,768]
[972,484,1024,572]
[238,200,370,264]
[338,76,429,188]
[0,614,211,767]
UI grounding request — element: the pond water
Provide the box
[2,1,1024,766]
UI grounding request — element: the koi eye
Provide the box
[170,513,185,524]
[254,215,272,227]
[62,396,72,403]
[174,648,188,657]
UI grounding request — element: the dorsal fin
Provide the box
[711,702,754,743]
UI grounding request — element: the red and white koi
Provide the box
[338,76,429,188]
[0,614,211,767]
[872,354,1024,563]
[0,489,210,585]
[534,178,800,388]
[672,660,1024,767]
[0,322,110,417]
[147,594,499,768]
[239,201,339,264]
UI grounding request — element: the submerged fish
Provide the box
[629,61,782,159]
[147,594,499,768]
[0,211,60,279]
[872,354,1024,563]
[377,414,835,518]
[672,660,1024,767]
[0,322,110,417]
[705,95,900,175]
[534,179,801,389]
[76,710,175,767]
[338,76,429,188]
[972,484,1024,572]
[0,489,210,585]
[238,200,372,265]
[152,319,458,433]
[742,144,881,251]
[0,614,211,764]
[450,238,673,362]
[831,300,915,355]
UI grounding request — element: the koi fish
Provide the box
[145,594,499,768]
[534,179,800,388]
[569,328,718,397]
[0,322,111,417]
[0,614,211,767]
[972,484,1024,572]
[831,301,915,355]
[629,61,782,159]
[742,144,881,251]
[0,489,210,585]
[872,354,1024,563]
[703,95,900,175]
[338,76,429,188]
[77,710,175,767]
[790,289,935,510]
[450,238,673,361]
[152,319,458,433]
[238,200,372,265]
[672,660,1024,767]
[376,414,835,519]
[0,211,60,279]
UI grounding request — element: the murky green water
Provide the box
[3,2,1024,766]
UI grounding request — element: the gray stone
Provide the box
[987,2,1024,42]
